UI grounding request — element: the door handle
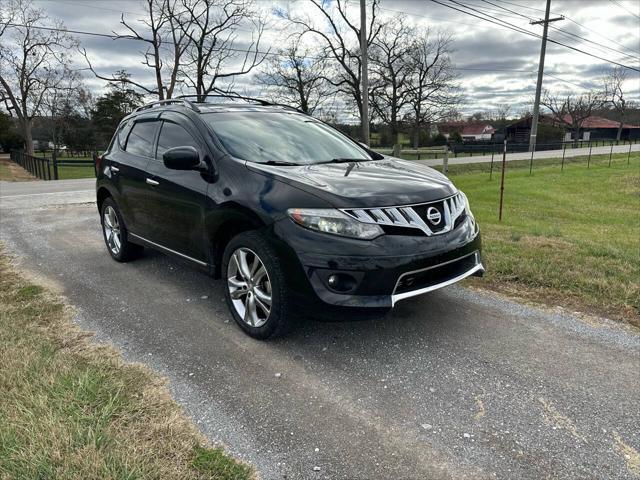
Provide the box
[110,166,119,172]
[146,178,159,186]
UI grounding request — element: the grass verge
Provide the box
[0,158,35,182]
[0,250,254,480]
[452,153,640,326]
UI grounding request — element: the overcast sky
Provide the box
[30,0,640,117]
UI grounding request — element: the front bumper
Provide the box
[273,215,483,308]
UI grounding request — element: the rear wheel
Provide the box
[222,231,292,339]
[101,198,143,262]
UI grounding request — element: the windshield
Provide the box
[203,111,373,165]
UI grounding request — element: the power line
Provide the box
[488,0,550,14]
[563,17,639,55]
[608,0,640,19]
[547,24,638,63]
[34,0,147,16]
[492,0,640,54]
[429,0,640,72]
[479,0,638,61]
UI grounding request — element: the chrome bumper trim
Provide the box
[391,252,484,306]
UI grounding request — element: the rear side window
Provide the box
[116,120,132,149]
[125,121,157,157]
[156,121,200,159]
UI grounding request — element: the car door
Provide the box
[115,115,161,239]
[143,112,209,262]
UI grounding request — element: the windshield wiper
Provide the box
[259,160,299,166]
[319,158,369,164]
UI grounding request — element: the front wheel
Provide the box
[222,231,292,339]
[101,197,143,262]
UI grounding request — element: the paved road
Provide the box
[402,143,639,167]
[1,183,639,480]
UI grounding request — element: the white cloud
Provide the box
[30,0,640,113]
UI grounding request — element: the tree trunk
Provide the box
[392,122,401,157]
[22,120,34,155]
[413,121,420,149]
[617,121,623,141]
[573,126,580,147]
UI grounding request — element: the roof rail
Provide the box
[134,98,200,113]
[175,94,305,114]
[176,93,269,106]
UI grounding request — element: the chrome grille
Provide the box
[342,192,466,236]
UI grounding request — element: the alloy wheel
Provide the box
[103,205,122,255]
[227,247,272,328]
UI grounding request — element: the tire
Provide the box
[100,197,144,262]
[222,231,292,339]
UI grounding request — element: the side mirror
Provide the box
[163,146,202,170]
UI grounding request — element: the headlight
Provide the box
[287,208,383,240]
[460,191,475,221]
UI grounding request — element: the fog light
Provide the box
[325,273,357,292]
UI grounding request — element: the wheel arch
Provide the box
[96,185,115,214]
[208,203,268,278]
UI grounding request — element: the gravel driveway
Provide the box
[1,180,638,480]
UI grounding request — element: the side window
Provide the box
[156,121,200,159]
[124,121,157,157]
[116,120,132,149]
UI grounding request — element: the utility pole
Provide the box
[529,0,564,152]
[360,0,370,146]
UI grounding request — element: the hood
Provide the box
[246,157,456,208]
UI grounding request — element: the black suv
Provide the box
[96,97,483,339]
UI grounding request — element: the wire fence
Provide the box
[9,137,638,182]
[10,150,97,180]
[376,138,640,159]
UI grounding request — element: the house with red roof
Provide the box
[503,114,640,143]
[436,122,496,142]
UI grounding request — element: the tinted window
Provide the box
[116,120,132,149]
[202,112,371,165]
[156,121,200,159]
[125,121,157,157]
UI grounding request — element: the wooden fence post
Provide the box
[92,152,98,177]
[609,143,614,167]
[52,150,59,180]
[443,145,449,174]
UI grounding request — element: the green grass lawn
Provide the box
[0,251,254,480]
[57,163,97,180]
[452,152,640,325]
[33,153,97,180]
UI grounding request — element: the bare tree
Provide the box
[257,38,329,114]
[369,19,415,155]
[41,71,82,154]
[174,0,267,101]
[405,31,458,148]
[82,0,188,100]
[604,66,632,140]
[541,90,605,144]
[279,0,386,140]
[0,0,78,154]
